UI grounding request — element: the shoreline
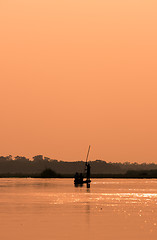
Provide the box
[1,174,157,179]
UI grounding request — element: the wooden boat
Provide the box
[74,145,91,186]
[74,179,91,185]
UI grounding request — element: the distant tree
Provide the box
[49,159,58,162]
[14,156,29,162]
[40,168,57,178]
[44,157,50,162]
[0,156,7,162]
[132,162,138,166]
[5,155,13,161]
[124,162,131,165]
[33,155,43,162]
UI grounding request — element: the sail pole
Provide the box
[85,145,91,166]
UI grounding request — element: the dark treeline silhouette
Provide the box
[0,155,157,177]
[40,168,61,178]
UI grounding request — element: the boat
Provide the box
[74,145,91,187]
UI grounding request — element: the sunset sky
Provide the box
[0,0,157,162]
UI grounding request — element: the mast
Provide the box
[85,145,91,187]
[85,145,90,166]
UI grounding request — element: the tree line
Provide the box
[0,155,157,175]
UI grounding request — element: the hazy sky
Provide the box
[0,0,157,162]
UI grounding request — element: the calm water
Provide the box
[0,178,157,240]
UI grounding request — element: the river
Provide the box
[0,178,157,240]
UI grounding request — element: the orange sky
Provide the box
[0,0,157,162]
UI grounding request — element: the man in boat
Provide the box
[86,163,91,181]
[79,173,83,184]
[74,172,79,184]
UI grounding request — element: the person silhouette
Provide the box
[87,163,91,181]
[79,173,83,184]
[74,172,79,184]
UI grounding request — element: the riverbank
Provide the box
[1,169,157,179]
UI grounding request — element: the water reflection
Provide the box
[74,183,90,189]
[0,179,157,240]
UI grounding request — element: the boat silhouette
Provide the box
[74,145,91,187]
